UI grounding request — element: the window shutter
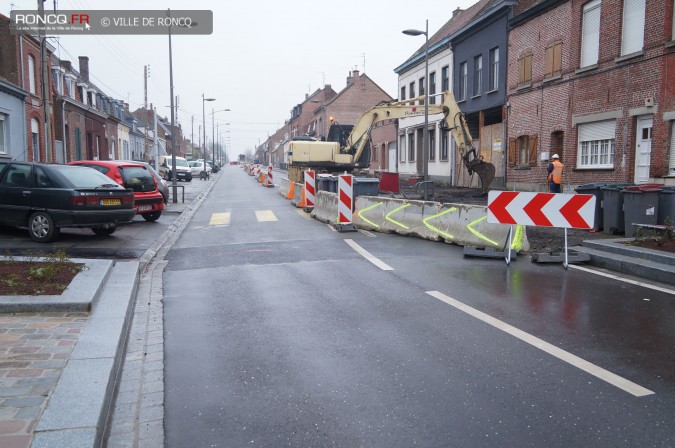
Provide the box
[509,138,517,166]
[525,54,532,83]
[553,42,562,75]
[518,57,524,84]
[528,135,538,166]
[621,0,645,55]
[578,120,616,141]
[581,0,601,67]
[545,46,553,78]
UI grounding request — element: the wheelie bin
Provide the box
[574,182,606,230]
[658,186,675,225]
[622,184,662,237]
[601,183,634,235]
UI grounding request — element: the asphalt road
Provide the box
[163,167,675,447]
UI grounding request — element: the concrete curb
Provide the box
[33,261,140,448]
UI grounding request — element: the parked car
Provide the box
[68,160,164,221]
[120,160,169,204]
[188,161,212,177]
[0,161,135,243]
[158,155,192,182]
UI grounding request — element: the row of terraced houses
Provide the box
[256,0,675,191]
[0,14,197,171]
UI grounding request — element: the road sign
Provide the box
[487,191,596,229]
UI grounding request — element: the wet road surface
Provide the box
[163,167,675,447]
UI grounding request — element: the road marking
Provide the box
[209,212,230,226]
[426,290,654,398]
[569,265,675,296]
[358,229,377,237]
[327,224,337,232]
[344,239,393,271]
[255,210,278,222]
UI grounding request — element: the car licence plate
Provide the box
[100,199,121,206]
[138,205,153,211]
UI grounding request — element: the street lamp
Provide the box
[403,20,430,201]
[202,94,215,174]
[211,109,230,170]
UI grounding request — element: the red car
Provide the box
[68,160,164,221]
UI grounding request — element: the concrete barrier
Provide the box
[290,182,304,207]
[311,193,528,252]
[311,190,338,224]
[278,178,291,198]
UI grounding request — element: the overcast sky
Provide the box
[4,0,477,160]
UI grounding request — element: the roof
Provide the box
[318,72,393,111]
[395,0,494,74]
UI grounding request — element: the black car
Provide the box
[0,161,136,242]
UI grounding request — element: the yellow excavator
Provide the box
[286,91,496,190]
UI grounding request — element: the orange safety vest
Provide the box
[548,160,563,184]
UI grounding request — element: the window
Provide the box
[441,132,448,161]
[0,114,6,154]
[52,69,63,95]
[28,55,36,94]
[508,135,538,167]
[419,76,425,105]
[401,86,406,101]
[429,129,436,161]
[621,0,645,55]
[409,82,415,102]
[552,131,564,160]
[31,118,39,162]
[458,62,467,101]
[429,72,436,104]
[489,47,499,91]
[400,135,406,162]
[441,65,449,91]
[66,77,76,99]
[518,53,532,86]
[408,133,415,161]
[544,42,562,78]
[577,120,616,168]
[473,55,483,96]
[672,0,675,41]
[581,0,601,67]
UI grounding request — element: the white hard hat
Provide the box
[552,154,559,159]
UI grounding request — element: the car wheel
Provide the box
[142,211,161,222]
[91,225,117,236]
[28,211,59,243]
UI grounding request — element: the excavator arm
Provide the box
[345,91,495,190]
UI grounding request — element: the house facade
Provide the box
[507,0,675,191]
[0,77,27,161]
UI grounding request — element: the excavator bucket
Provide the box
[463,149,495,191]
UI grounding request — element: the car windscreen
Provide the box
[119,166,156,192]
[174,159,189,168]
[48,165,124,189]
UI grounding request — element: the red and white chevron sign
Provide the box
[304,170,316,208]
[487,191,596,229]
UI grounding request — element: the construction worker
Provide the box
[547,154,564,193]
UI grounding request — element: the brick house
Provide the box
[0,14,56,163]
[507,0,675,191]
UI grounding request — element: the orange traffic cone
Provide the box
[295,186,307,208]
[285,182,295,199]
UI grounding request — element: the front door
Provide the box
[388,142,396,172]
[634,116,652,184]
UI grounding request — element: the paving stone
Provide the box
[14,407,41,419]
[0,434,32,448]
[3,397,45,408]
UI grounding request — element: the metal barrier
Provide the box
[171,185,185,203]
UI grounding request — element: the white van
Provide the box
[158,156,192,182]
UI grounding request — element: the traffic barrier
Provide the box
[278,178,291,198]
[304,170,316,211]
[309,192,528,251]
[263,164,274,188]
[290,182,307,208]
[336,174,357,232]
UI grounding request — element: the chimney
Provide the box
[346,70,353,86]
[453,7,462,17]
[352,69,360,79]
[60,60,72,71]
[78,56,89,81]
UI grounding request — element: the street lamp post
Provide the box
[403,20,430,201]
[210,109,230,171]
[202,94,216,176]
